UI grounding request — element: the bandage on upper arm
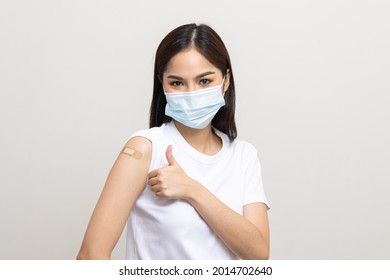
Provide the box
[121,146,143,160]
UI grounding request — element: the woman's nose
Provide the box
[186,82,202,92]
[186,84,196,92]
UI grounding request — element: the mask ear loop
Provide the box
[221,76,227,96]
[222,68,231,96]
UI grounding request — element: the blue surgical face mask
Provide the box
[164,78,226,129]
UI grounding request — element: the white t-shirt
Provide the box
[126,121,269,259]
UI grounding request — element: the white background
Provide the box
[1,0,389,259]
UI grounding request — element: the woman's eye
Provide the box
[170,81,184,87]
[200,79,211,85]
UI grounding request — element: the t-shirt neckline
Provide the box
[165,121,228,164]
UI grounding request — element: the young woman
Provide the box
[77,23,270,260]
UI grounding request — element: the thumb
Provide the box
[166,145,178,166]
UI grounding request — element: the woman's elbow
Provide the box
[250,244,269,260]
[76,252,86,260]
[76,248,110,260]
[258,250,270,260]
[259,244,270,260]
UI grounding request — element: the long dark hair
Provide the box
[149,23,237,141]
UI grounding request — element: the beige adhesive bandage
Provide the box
[121,146,142,160]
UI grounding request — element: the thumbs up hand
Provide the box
[148,145,198,200]
[165,144,178,166]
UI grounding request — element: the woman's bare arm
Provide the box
[77,136,152,260]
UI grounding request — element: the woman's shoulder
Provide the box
[124,124,170,167]
[124,124,168,155]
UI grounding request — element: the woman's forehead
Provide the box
[164,48,219,78]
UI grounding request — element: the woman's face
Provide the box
[162,48,229,93]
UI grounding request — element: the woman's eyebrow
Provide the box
[166,71,216,80]
[196,71,216,79]
[166,75,184,80]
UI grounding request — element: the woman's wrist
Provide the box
[184,179,204,203]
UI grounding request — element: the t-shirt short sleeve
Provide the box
[126,126,166,171]
[243,145,270,209]
[129,128,161,167]
[128,128,156,145]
